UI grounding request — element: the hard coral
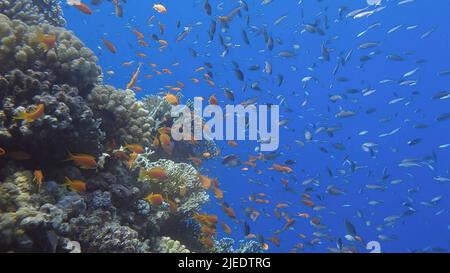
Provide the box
[0,14,100,92]
[1,82,105,165]
[88,85,154,147]
[137,158,209,216]
[155,236,190,253]
[0,0,65,27]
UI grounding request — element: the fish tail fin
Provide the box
[12,111,31,123]
[63,150,74,162]
[63,177,72,186]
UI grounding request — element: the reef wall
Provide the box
[0,0,225,253]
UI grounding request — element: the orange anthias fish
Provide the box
[153,3,168,13]
[147,15,156,25]
[158,39,168,50]
[201,225,217,237]
[243,161,257,168]
[221,221,232,235]
[158,22,165,35]
[268,164,293,173]
[170,87,182,92]
[223,205,236,219]
[162,68,172,75]
[0,147,6,156]
[193,213,218,227]
[301,193,312,199]
[268,236,281,247]
[176,81,185,88]
[205,79,216,87]
[65,151,97,169]
[13,104,45,123]
[282,217,296,231]
[144,193,164,206]
[159,133,174,155]
[33,170,44,191]
[276,203,289,209]
[67,0,92,15]
[138,40,149,47]
[297,213,310,219]
[127,152,138,170]
[102,38,116,54]
[144,167,168,181]
[301,199,316,207]
[165,93,178,105]
[64,177,86,193]
[199,174,212,189]
[112,0,123,17]
[227,140,238,147]
[195,66,205,73]
[208,95,219,105]
[214,187,224,199]
[126,63,143,90]
[124,143,144,154]
[132,29,145,40]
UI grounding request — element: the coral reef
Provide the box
[0,14,100,90]
[2,81,105,164]
[0,13,104,164]
[0,2,221,253]
[0,0,65,27]
[0,162,201,253]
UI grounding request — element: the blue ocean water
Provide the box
[63,0,449,253]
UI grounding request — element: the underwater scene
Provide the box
[0,0,449,254]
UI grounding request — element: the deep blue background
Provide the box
[63,0,450,253]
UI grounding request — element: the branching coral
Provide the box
[141,95,220,160]
[136,158,209,215]
[142,95,173,132]
[88,85,154,147]
[214,238,264,253]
